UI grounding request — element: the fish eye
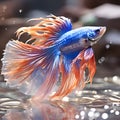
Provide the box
[87,32,96,41]
[95,29,100,34]
[87,30,99,42]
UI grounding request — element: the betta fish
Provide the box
[1,15,106,101]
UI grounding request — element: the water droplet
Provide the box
[98,57,105,64]
[19,9,22,13]
[101,113,109,119]
[105,44,110,49]
[109,41,112,44]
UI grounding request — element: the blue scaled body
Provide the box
[53,26,105,59]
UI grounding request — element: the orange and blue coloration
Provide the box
[1,15,106,101]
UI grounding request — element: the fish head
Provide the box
[86,26,106,45]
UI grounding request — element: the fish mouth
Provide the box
[99,27,106,38]
[90,27,106,45]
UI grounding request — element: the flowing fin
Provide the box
[16,15,72,47]
[1,40,60,98]
[51,48,96,100]
[84,48,96,84]
[32,54,60,100]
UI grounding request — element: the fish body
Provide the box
[1,15,106,101]
[54,28,90,52]
[51,26,105,55]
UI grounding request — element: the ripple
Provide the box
[0,76,120,120]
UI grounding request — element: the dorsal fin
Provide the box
[16,15,72,47]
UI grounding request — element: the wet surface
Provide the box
[0,76,120,120]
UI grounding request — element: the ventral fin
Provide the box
[51,48,96,100]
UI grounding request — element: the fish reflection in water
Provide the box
[1,76,120,120]
[2,100,77,120]
[2,92,120,120]
[2,99,120,120]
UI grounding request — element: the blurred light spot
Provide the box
[113,76,118,82]
[104,77,109,81]
[110,41,112,44]
[62,96,69,102]
[5,28,8,31]
[84,107,87,110]
[93,95,101,98]
[75,90,82,96]
[88,111,94,117]
[105,44,110,49]
[1,17,5,21]
[95,112,100,117]
[81,116,84,120]
[110,109,114,113]
[12,21,16,24]
[2,5,7,12]
[104,89,112,92]
[98,57,105,64]
[113,76,118,80]
[106,30,120,45]
[75,114,79,119]
[104,105,109,109]
[19,9,23,13]
[115,111,119,115]
[80,111,85,116]
[101,113,109,119]
[51,92,56,96]
[1,101,20,106]
[104,90,108,92]
[3,5,7,10]
[108,89,112,92]
[110,97,120,102]
[90,108,96,112]
[112,76,120,85]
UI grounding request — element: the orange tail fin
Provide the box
[1,40,60,99]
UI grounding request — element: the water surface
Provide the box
[0,76,120,120]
